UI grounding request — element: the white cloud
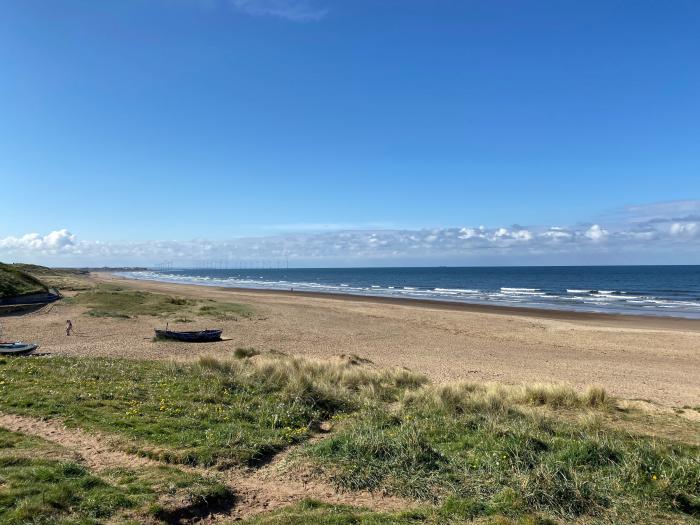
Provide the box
[2,201,700,265]
[669,222,698,237]
[541,227,572,241]
[584,224,608,241]
[458,227,485,240]
[229,0,327,21]
[0,229,76,252]
[512,229,533,241]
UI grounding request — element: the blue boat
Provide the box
[0,342,38,356]
[154,328,222,342]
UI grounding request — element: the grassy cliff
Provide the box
[10,263,93,291]
[0,262,49,298]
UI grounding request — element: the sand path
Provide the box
[0,413,409,521]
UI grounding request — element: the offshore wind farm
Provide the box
[126,265,700,318]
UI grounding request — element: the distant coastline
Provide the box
[115,265,700,320]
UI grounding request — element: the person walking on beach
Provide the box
[66,320,73,336]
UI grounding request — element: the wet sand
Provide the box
[3,272,699,408]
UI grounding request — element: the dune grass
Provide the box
[0,427,231,524]
[67,284,253,320]
[0,263,48,298]
[0,354,423,467]
[11,263,94,291]
[301,382,699,523]
[0,353,697,523]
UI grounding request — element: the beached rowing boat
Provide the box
[0,342,39,356]
[154,329,223,342]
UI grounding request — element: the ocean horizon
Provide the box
[118,265,700,319]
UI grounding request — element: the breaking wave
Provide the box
[116,268,700,319]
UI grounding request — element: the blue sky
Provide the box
[1,0,699,266]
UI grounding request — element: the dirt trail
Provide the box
[0,413,155,471]
[0,413,411,521]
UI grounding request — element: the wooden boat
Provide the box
[154,328,222,342]
[0,342,38,356]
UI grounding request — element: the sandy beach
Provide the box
[3,272,699,409]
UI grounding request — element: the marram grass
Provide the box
[0,354,424,467]
[0,353,697,524]
[302,380,699,523]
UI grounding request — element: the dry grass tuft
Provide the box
[197,352,428,405]
[403,381,616,414]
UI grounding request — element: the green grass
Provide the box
[0,263,48,298]
[0,427,232,524]
[239,499,553,525]
[197,300,254,318]
[240,500,415,525]
[67,284,253,320]
[300,383,700,523]
[0,353,697,524]
[9,264,94,292]
[102,465,233,523]
[0,354,422,467]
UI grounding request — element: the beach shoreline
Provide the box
[3,271,699,408]
[107,272,700,331]
[114,266,700,321]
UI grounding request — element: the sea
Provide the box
[117,266,700,319]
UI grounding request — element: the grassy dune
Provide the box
[0,354,421,467]
[303,387,698,522]
[0,353,697,523]
[12,263,94,291]
[0,263,48,298]
[67,284,253,320]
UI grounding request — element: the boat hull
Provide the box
[0,342,38,356]
[154,329,222,342]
